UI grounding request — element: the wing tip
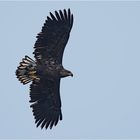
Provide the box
[47,8,73,23]
[30,101,62,130]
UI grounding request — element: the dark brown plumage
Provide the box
[16,9,73,129]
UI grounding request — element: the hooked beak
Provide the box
[69,72,73,77]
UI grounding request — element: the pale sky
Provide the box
[0,1,140,139]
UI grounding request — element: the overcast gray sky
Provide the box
[0,1,140,139]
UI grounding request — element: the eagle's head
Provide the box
[60,69,73,78]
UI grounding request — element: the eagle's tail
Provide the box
[16,56,39,85]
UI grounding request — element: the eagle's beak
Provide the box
[69,72,73,77]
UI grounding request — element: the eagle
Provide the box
[16,9,73,130]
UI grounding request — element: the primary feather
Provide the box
[34,8,73,64]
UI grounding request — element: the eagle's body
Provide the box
[16,9,73,129]
[36,59,72,79]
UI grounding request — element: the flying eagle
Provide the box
[16,9,73,130]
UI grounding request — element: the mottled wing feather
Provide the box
[34,9,73,64]
[30,78,62,129]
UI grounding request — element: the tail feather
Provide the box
[16,56,38,85]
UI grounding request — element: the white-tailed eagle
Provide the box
[16,9,73,130]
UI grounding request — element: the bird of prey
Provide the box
[16,9,73,130]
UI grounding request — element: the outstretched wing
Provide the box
[34,9,73,64]
[29,78,62,129]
